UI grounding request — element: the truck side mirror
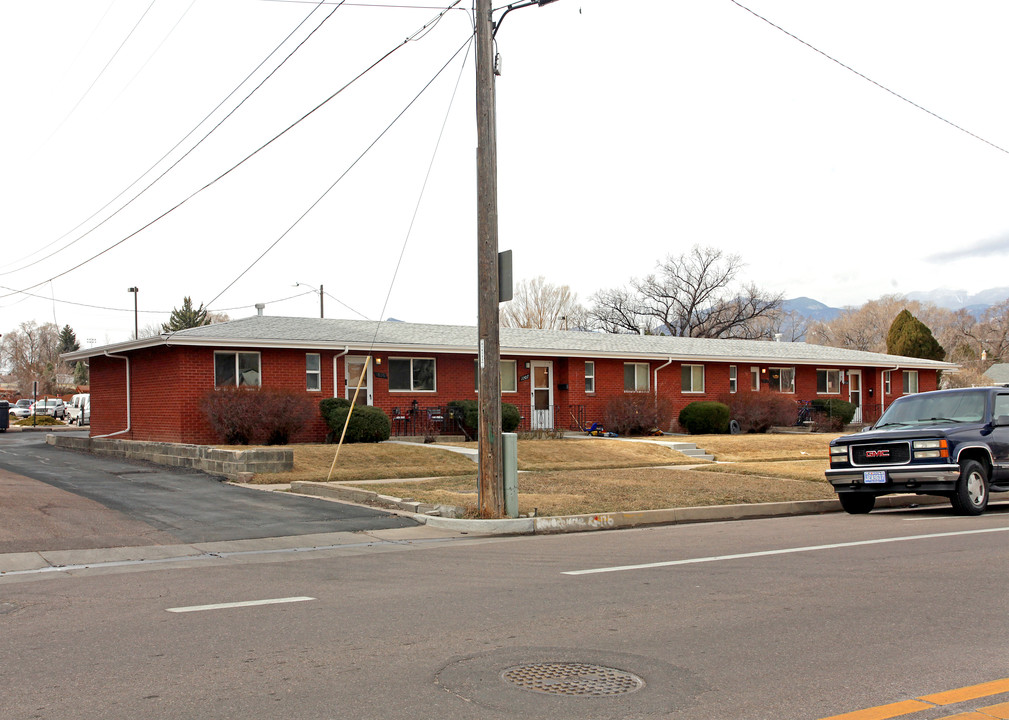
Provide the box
[994,415,1009,427]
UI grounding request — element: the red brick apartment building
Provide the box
[62,316,954,444]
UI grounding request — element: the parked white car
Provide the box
[10,399,33,419]
[68,394,90,425]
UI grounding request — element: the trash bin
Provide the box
[0,401,8,432]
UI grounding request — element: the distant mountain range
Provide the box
[784,287,1009,324]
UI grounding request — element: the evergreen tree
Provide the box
[162,296,210,332]
[887,309,945,361]
[58,325,80,354]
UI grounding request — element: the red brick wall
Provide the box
[88,345,941,443]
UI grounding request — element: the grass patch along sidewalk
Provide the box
[340,467,834,518]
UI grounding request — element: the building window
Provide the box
[729,366,737,393]
[473,360,517,392]
[624,362,649,392]
[768,367,795,393]
[903,370,919,394]
[215,352,260,387]
[390,358,435,392]
[817,369,841,394]
[585,361,595,394]
[885,370,892,394]
[306,353,321,391]
[681,364,704,393]
[751,366,760,391]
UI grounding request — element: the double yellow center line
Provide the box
[820,678,1009,720]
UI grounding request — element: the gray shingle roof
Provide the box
[65,315,956,370]
[984,363,1009,385]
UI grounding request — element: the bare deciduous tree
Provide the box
[499,277,587,330]
[588,246,783,338]
[0,320,62,396]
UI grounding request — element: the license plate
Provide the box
[863,470,886,484]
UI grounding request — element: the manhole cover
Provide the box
[501,662,645,697]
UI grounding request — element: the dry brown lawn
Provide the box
[248,433,840,516]
[343,467,834,517]
[249,443,476,484]
[698,460,830,483]
[697,433,840,462]
[514,438,695,470]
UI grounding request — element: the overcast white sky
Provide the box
[2,0,1009,347]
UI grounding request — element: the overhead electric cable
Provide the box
[372,31,472,329]
[47,0,159,142]
[1,0,339,275]
[729,0,1009,156]
[115,0,200,100]
[1,0,462,303]
[205,28,470,309]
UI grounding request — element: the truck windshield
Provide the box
[876,391,987,427]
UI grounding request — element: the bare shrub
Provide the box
[719,392,797,433]
[603,394,673,436]
[201,388,314,445]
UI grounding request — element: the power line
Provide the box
[46,0,159,143]
[0,0,339,276]
[729,0,1009,156]
[114,0,201,101]
[205,28,471,310]
[0,2,426,300]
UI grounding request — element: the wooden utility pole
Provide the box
[475,0,504,517]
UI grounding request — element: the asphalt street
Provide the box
[4,430,1009,719]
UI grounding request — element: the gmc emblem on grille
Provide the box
[865,450,890,458]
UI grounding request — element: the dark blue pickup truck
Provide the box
[826,387,1009,515]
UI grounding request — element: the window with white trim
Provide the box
[390,358,435,392]
[681,364,704,393]
[585,361,595,393]
[750,366,760,391]
[215,352,261,387]
[306,353,321,391]
[903,370,919,394]
[885,370,892,394]
[473,359,517,392]
[624,363,649,392]
[729,365,737,394]
[768,367,795,393]
[817,369,841,394]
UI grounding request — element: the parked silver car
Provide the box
[30,398,67,419]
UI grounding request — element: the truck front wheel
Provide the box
[951,460,989,516]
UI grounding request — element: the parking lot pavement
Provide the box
[0,467,181,553]
[0,433,418,555]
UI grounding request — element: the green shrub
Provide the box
[502,403,520,432]
[13,414,64,427]
[602,394,673,436]
[447,400,478,433]
[320,401,390,444]
[810,398,857,426]
[447,399,521,434]
[678,401,730,434]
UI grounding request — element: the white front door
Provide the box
[848,370,862,423]
[344,356,373,405]
[530,361,553,429]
